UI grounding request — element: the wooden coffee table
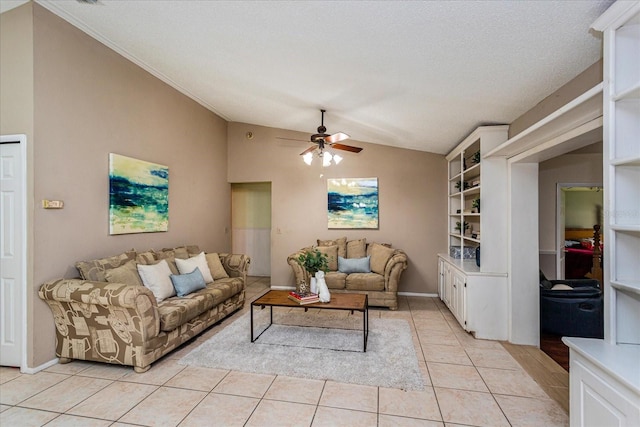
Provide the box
[250,290,369,352]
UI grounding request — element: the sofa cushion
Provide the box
[317,237,347,258]
[369,243,396,275]
[338,256,371,274]
[316,245,339,271]
[325,271,347,289]
[157,277,244,331]
[170,267,207,297]
[176,252,214,283]
[104,259,143,287]
[346,273,385,291]
[346,239,366,258]
[76,250,137,282]
[206,253,229,280]
[137,259,176,302]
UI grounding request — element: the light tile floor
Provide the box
[0,277,569,426]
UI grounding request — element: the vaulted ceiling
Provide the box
[2,0,613,154]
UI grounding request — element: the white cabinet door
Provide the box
[451,269,466,327]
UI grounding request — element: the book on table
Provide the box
[288,291,320,304]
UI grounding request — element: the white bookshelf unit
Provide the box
[439,126,509,340]
[564,2,640,426]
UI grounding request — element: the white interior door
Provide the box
[0,135,25,368]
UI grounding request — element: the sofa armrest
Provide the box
[39,278,160,342]
[218,253,251,282]
[384,250,408,293]
[287,251,309,285]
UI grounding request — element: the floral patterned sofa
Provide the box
[287,238,408,310]
[39,245,249,372]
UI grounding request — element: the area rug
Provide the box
[179,310,425,391]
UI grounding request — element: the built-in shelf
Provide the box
[611,280,640,296]
[613,81,640,100]
[611,156,640,166]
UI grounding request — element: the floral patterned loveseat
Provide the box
[39,245,249,372]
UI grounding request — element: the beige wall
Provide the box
[2,4,231,367]
[1,2,36,367]
[227,122,448,294]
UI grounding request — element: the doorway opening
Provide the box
[231,182,271,277]
[556,184,603,280]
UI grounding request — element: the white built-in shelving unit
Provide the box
[439,126,509,340]
[563,2,640,425]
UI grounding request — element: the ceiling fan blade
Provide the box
[300,145,317,156]
[331,143,362,153]
[325,132,350,143]
[276,136,310,143]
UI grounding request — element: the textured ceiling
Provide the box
[5,0,613,154]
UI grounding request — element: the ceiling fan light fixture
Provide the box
[303,152,313,165]
[333,154,343,164]
[323,152,333,167]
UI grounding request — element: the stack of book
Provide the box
[288,291,320,305]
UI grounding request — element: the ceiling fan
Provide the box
[278,110,362,165]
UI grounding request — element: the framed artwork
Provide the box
[109,153,169,235]
[327,177,379,229]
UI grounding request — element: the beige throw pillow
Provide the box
[105,259,143,287]
[206,253,229,280]
[76,250,137,282]
[176,252,214,283]
[137,259,175,302]
[316,245,339,271]
[346,238,366,259]
[317,237,347,258]
[369,243,395,275]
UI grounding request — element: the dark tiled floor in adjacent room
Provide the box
[1,277,568,426]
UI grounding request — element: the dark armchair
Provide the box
[539,271,604,339]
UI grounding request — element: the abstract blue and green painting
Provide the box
[109,153,169,235]
[327,178,379,229]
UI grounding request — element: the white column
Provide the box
[508,161,539,345]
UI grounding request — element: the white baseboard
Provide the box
[270,285,294,291]
[270,286,438,299]
[21,357,59,375]
[398,292,439,298]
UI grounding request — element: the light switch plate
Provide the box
[42,200,64,209]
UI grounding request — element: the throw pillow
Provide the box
[317,237,347,258]
[205,253,229,280]
[153,251,180,274]
[76,249,137,282]
[346,238,366,259]
[104,259,143,287]
[551,284,574,290]
[170,267,207,297]
[316,245,339,271]
[136,250,156,265]
[338,256,371,274]
[176,252,214,283]
[136,259,175,302]
[369,242,395,275]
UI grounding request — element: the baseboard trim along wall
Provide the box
[22,357,59,375]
